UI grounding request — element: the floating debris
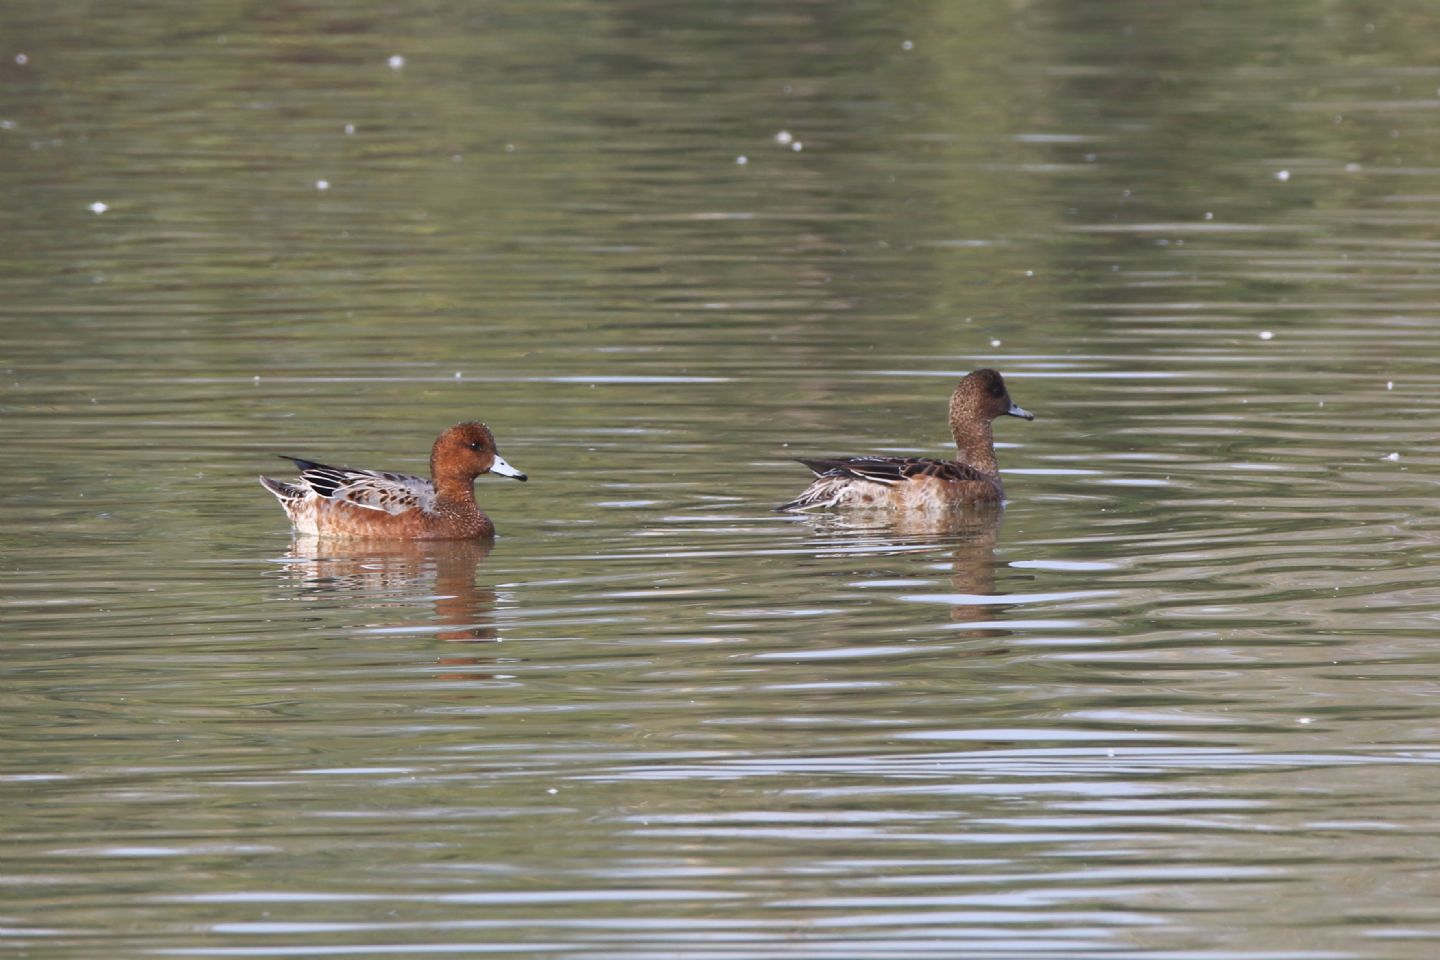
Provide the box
[1258,331,1274,340]
[774,130,794,146]
[387,54,405,69]
[736,155,748,165]
[88,201,108,214]
[315,179,330,191]
[1274,169,1291,181]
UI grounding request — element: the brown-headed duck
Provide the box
[260,421,527,539]
[777,368,1033,513]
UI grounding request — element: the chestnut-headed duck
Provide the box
[259,421,527,539]
[777,368,1033,513]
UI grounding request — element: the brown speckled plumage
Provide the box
[777,369,1033,513]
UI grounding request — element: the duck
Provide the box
[259,421,527,539]
[777,368,1033,513]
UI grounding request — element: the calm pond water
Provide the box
[8,2,1440,958]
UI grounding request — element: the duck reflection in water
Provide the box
[805,505,1012,635]
[278,537,500,673]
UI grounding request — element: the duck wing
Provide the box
[797,456,991,486]
[279,457,436,515]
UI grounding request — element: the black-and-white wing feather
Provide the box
[279,456,435,515]
[797,456,991,485]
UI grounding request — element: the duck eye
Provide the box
[469,441,483,451]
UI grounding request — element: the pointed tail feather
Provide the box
[797,457,848,476]
[775,478,848,512]
[778,459,859,511]
[259,475,303,503]
[279,455,329,472]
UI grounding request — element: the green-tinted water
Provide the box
[7,2,1440,957]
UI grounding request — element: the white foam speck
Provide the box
[1345,162,1361,172]
[775,130,794,145]
[0,120,14,130]
[15,53,27,65]
[1384,452,1400,461]
[89,201,108,214]
[901,40,914,51]
[454,371,463,379]
[1024,269,1034,277]
[989,339,1001,347]
[344,123,355,135]
[315,179,330,191]
[1258,330,1274,340]
[1386,380,1393,390]
[735,155,748,165]
[387,54,405,69]
[546,788,558,795]
[791,141,803,152]
[1297,717,1314,725]
[1274,169,1291,181]
[1204,211,1214,220]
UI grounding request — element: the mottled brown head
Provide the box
[949,369,1034,425]
[431,421,528,491]
[944,369,1032,475]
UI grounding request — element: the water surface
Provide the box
[7,2,1440,958]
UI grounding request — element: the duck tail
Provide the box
[796,457,846,476]
[775,482,842,513]
[259,475,304,503]
[278,455,328,472]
